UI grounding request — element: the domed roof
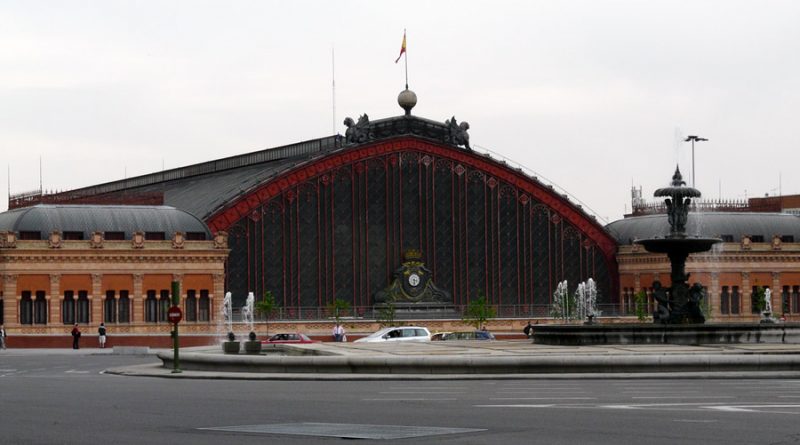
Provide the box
[0,204,211,240]
[606,212,800,245]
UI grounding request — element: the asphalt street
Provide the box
[2,350,800,444]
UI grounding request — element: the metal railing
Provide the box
[239,303,631,322]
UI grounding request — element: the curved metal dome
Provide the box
[0,204,211,240]
[606,212,800,245]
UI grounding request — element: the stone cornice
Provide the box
[0,254,228,264]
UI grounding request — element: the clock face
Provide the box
[408,273,420,287]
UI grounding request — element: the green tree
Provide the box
[634,290,648,322]
[255,290,278,335]
[462,292,496,330]
[327,298,351,324]
[752,286,767,313]
[376,300,397,327]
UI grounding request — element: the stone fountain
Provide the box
[635,166,720,324]
[533,166,800,345]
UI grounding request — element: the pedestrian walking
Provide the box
[0,324,7,349]
[98,322,107,348]
[71,323,81,349]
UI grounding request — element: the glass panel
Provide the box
[62,291,75,324]
[105,291,117,323]
[118,291,130,323]
[77,291,89,324]
[186,290,197,322]
[34,291,47,324]
[720,286,729,315]
[145,290,157,322]
[20,291,33,325]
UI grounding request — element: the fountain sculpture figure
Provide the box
[635,166,720,324]
[241,292,255,332]
[221,291,233,334]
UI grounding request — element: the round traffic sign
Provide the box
[167,306,183,324]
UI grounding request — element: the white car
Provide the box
[354,326,431,343]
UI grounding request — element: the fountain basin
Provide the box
[636,236,721,254]
[533,323,800,345]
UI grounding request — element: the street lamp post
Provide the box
[684,135,708,187]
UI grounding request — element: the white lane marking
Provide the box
[631,396,735,399]
[379,391,465,394]
[363,398,458,401]
[474,404,555,408]
[707,405,800,414]
[388,386,468,390]
[65,370,90,374]
[672,419,718,423]
[490,397,596,400]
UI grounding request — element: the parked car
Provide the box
[261,333,315,344]
[439,331,496,341]
[430,332,452,341]
[354,326,431,343]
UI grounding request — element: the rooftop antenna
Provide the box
[331,45,337,135]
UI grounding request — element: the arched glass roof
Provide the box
[0,204,211,240]
[606,212,800,245]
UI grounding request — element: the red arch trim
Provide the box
[207,137,618,260]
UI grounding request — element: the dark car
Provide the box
[440,331,495,341]
[261,333,315,344]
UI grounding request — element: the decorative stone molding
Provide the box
[172,273,183,283]
[48,230,63,249]
[0,231,17,248]
[213,231,228,249]
[132,273,144,285]
[741,272,750,280]
[741,235,752,250]
[772,235,782,251]
[131,231,145,249]
[49,274,61,286]
[89,231,104,249]
[172,231,185,249]
[92,273,102,286]
[772,272,781,281]
[2,273,18,286]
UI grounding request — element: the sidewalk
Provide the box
[104,340,800,380]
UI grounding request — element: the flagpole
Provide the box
[404,29,409,89]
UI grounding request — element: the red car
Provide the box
[261,333,315,344]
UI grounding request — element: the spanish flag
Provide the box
[394,31,406,63]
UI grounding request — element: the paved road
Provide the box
[2,350,800,444]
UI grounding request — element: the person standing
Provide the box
[0,324,7,349]
[98,322,107,349]
[71,323,81,349]
[523,320,533,338]
[332,323,346,342]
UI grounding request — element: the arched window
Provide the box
[62,291,75,324]
[145,290,158,322]
[34,291,47,324]
[104,290,117,323]
[20,291,33,325]
[77,291,89,324]
[186,290,197,322]
[158,290,170,322]
[118,290,130,323]
[199,290,210,322]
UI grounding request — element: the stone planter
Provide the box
[244,340,262,354]
[222,341,241,354]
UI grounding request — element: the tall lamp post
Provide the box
[685,135,708,187]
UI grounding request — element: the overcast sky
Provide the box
[2,1,799,222]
